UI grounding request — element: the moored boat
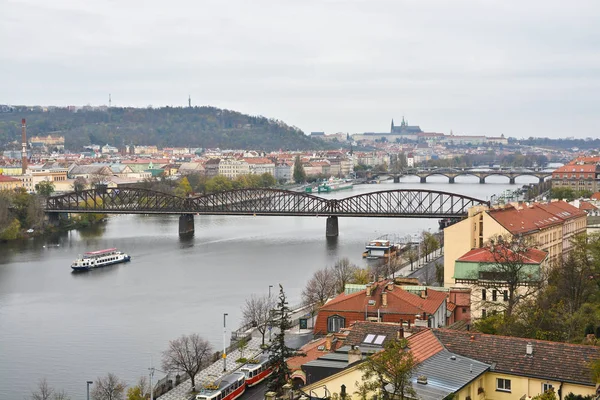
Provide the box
[71,248,131,271]
[317,177,353,193]
[362,239,400,259]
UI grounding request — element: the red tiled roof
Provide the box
[567,156,600,165]
[535,201,586,221]
[406,329,444,363]
[243,157,274,164]
[457,246,547,264]
[578,201,597,211]
[554,164,598,173]
[321,280,446,316]
[287,336,340,370]
[591,192,600,201]
[0,175,21,182]
[488,206,562,235]
[433,329,600,386]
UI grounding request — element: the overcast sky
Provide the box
[2,0,599,138]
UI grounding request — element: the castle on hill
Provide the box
[391,116,422,134]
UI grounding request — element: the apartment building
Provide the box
[218,158,249,179]
[443,201,586,318]
[243,158,275,176]
[552,163,600,193]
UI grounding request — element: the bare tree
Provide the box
[301,268,336,307]
[31,378,54,400]
[52,390,71,400]
[420,231,440,262]
[72,176,88,192]
[161,333,213,391]
[91,373,126,400]
[404,246,419,271]
[332,258,359,294]
[242,294,275,346]
[478,235,543,318]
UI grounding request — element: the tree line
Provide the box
[0,106,332,151]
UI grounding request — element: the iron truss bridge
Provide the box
[45,188,489,218]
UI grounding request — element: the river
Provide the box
[0,176,538,398]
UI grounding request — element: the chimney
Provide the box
[420,289,428,299]
[386,281,394,291]
[347,345,362,365]
[382,291,388,306]
[526,342,533,356]
[325,334,333,351]
[396,328,404,340]
[366,283,373,296]
[21,119,27,174]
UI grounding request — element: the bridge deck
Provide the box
[45,188,490,218]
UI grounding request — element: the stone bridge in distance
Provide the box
[389,167,552,184]
[45,187,490,237]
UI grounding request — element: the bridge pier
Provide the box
[509,177,516,184]
[48,213,60,226]
[539,177,545,183]
[178,214,195,237]
[479,177,486,184]
[326,216,339,237]
[449,177,455,184]
[393,176,400,183]
[420,177,427,183]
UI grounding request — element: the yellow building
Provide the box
[301,329,599,400]
[0,165,25,176]
[444,202,587,316]
[0,175,23,190]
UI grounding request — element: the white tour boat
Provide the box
[71,248,131,271]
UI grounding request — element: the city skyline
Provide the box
[1,0,599,138]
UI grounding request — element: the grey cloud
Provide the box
[1,0,599,137]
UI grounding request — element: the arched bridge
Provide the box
[45,187,489,237]
[391,168,552,184]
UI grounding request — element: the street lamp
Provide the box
[86,381,93,400]
[223,313,228,372]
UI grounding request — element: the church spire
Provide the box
[391,119,394,133]
[401,116,406,127]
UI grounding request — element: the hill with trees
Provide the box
[0,106,332,151]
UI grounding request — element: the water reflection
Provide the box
[78,222,107,239]
[179,233,195,248]
[325,236,339,256]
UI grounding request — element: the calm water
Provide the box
[0,176,538,398]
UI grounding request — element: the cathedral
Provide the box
[391,117,422,134]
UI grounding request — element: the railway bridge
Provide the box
[45,187,489,237]
[390,167,552,184]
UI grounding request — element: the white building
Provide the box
[218,158,250,179]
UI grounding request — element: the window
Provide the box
[482,289,486,301]
[327,315,345,333]
[363,334,376,343]
[503,290,508,301]
[496,378,511,392]
[492,290,497,301]
[481,309,487,319]
[373,335,386,345]
[543,383,554,393]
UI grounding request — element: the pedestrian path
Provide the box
[157,337,264,400]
